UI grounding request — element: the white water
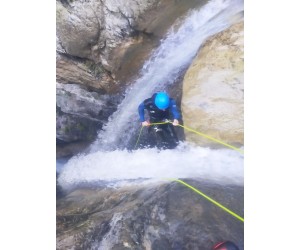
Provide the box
[58,0,244,189]
[90,0,244,151]
[58,142,244,189]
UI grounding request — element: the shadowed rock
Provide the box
[57,179,243,249]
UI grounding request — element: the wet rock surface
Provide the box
[56,0,205,157]
[56,0,206,87]
[182,21,244,147]
[57,179,244,249]
[56,83,121,156]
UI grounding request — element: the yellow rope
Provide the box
[149,122,170,125]
[134,121,243,154]
[133,126,144,150]
[133,123,244,222]
[133,122,169,149]
[171,179,244,222]
[177,124,244,154]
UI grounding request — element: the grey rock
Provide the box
[56,82,119,143]
[56,180,244,249]
[182,22,244,147]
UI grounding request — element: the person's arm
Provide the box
[170,99,180,125]
[138,102,150,126]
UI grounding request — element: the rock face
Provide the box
[56,0,205,87]
[56,83,120,156]
[56,54,115,92]
[57,180,244,250]
[56,0,206,155]
[181,22,244,147]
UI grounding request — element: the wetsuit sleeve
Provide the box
[170,99,180,119]
[138,102,146,122]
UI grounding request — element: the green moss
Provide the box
[76,123,86,132]
[84,60,105,78]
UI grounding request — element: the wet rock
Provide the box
[56,139,92,158]
[57,180,244,249]
[56,0,206,156]
[181,21,244,147]
[56,83,120,155]
[56,0,206,89]
[56,54,116,93]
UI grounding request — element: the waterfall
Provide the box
[58,0,244,189]
[90,0,244,152]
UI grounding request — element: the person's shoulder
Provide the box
[144,98,153,105]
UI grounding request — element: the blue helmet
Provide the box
[155,92,170,110]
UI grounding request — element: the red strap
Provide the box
[213,241,226,249]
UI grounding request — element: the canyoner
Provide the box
[57,0,244,248]
[137,92,180,149]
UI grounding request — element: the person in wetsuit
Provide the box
[138,92,180,149]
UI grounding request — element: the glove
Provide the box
[142,121,150,127]
[172,119,179,126]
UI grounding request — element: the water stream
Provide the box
[57,0,244,190]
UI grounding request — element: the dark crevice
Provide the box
[57,51,88,64]
[57,52,114,85]
[59,0,72,8]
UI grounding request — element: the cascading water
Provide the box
[58,0,244,190]
[90,0,244,151]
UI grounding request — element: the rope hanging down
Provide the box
[177,124,243,154]
[171,179,244,222]
[134,121,243,154]
[133,124,244,222]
